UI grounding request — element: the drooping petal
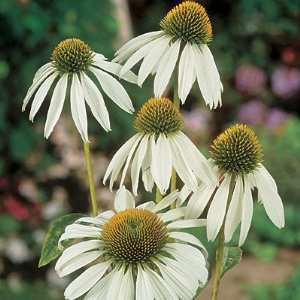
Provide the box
[255,166,285,228]
[114,186,135,212]
[70,74,88,142]
[138,36,171,86]
[92,59,137,84]
[178,42,196,104]
[91,66,134,113]
[151,191,178,213]
[158,207,185,223]
[117,268,134,300]
[84,272,112,300]
[151,134,172,194]
[167,219,206,229]
[154,39,181,97]
[114,31,164,63]
[168,135,198,191]
[224,176,243,242]
[44,74,68,139]
[64,262,111,299]
[81,72,111,132]
[22,65,55,111]
[207,175,231,241]
[186,184,216,219]
[29,72,58,121]
[33,62,53,83]
[103,134,142,190]
[131,135,148,195]
[239,177,254,246]
[136,265,154,300]
[141,135,154,192]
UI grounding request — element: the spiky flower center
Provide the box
[134,97,183,135]
[101,209,167,263]
[210,124,263,174]
[160,0,212,45]
[51,38,93,73]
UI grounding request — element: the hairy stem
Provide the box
[83,142,98,216]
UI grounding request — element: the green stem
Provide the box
[155,186,162,203]
[83,142,98,216]
[211,176,236,300]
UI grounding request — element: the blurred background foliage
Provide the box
[0,0,300,299]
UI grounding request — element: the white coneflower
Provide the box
[185,124,285,246]
[114,0,223,108]
[103,97,217,195]
[55,187,208,300]
[22,38,136,142]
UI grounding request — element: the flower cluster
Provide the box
[22,1,285,299]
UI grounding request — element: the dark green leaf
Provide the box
[221,246,242,277]
[38,213,84,268]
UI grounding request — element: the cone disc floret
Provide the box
[51,38,93,73]
[101,209,167,263]
[210,124,263,174]
[160,0,213,45]
[134,97,183,135]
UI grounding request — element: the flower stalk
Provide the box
[83,142,98,216]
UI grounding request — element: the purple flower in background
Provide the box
[237,100,267,125]
[183,108,212,133]
[266,108,289,130]
[235,65,267,95]
[272,66,300,99]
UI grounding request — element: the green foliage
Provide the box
[246,264,300,300]
[221,247,243,277]
[0,214,22,238]
[0,281,62,300]
[39,213,84,267]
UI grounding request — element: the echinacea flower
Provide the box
[55,187,208,300]
[185,124,285,246]
[114,0,223,108]
[103,97,217,195]
[22,38,136,142]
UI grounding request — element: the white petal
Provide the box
[186,184,215,219]
[131,136,148,195]
[57,251,101,277]
[103,134,141,190]
[255,167,285,228]
[22,65,55,111]
[136,265,154,300]
[56,240,101,272]
[224,176,243,242]
[137,201,156,210]
[177,185,192,206]
[105,267,125,300]
[207,175,231,241]
[119,37,165,77]
[152,191,178,213]
[239,178,254,246]
[70,74,88,142]
[84,272,112,300]
[114,31,164,62]
[168,231,207,253]
[256,164,278,192]
[119,134,143,187]
[195,45,223,109]
[154,39,181,97]
[167,219,206,229]
[92,59,137,84]
[59,225,101,243]
[114,186,135,212]
[168,135,198,191]
[44,74,68,138]
[91,66,134,113]
[137,36,170,86]
[158,208,185,223]
[64,262,110,299]
[81,72,111,132]
[151,134,172,194]
[33,62,53,83]
[76,211,114,226]
[141,136,154,192]
[117,268,134,300]
[29,72,58,121]
[178,42,196,104]
[176,132,218,185]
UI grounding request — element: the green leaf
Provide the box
[221,246,242,277]
[38,213,84,268]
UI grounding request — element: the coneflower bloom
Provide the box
[185,124,285,246]
[114,0,223,108]
[22,38,136,142]
[56,187,208,300]
[103,97,217,195]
